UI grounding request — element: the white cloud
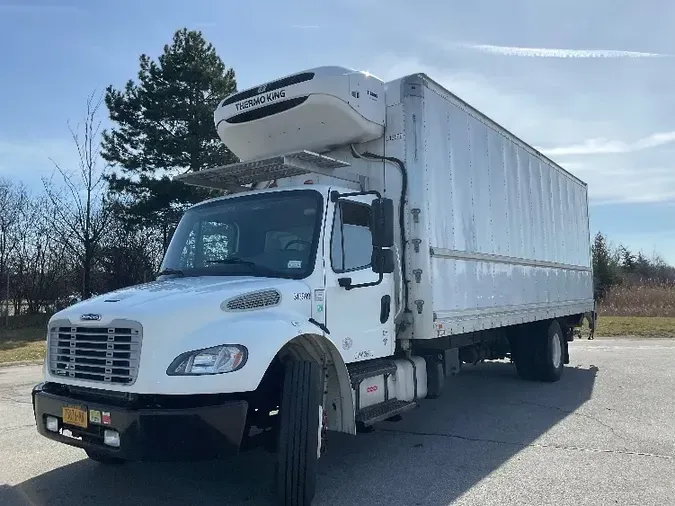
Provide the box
[367,54,675,206]
[539,131,675,156]
[555,161,585,171]
[561,165,675,204]
[454,43,670,59]
[368,54,611,146]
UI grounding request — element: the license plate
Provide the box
[62,406,88,429]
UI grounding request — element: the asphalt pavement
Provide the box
[1,338,674,506]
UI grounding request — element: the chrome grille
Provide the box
[225,289,281,311]
[48,320,142,385]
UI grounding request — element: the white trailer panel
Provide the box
[394,74,593,339]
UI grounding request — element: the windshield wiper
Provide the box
[157,268,185,277]
[206,257,257,266]
[206,257,276,276]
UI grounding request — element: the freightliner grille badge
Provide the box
[80,313,101,321]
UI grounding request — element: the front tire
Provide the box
[276,360,321,506]
[425,356,444,399]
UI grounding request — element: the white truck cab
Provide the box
[32,65,595,506]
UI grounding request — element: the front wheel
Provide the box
[276,360,322,506]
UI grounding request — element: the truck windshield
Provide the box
[160,189,323,280]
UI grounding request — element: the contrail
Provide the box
[460,43,668,58]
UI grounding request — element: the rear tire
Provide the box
[511,331,538,381]
[536,320,565,382]
[276,360,321,506]
[514,351,538,380]
[85,449,125,465]
[512,320,565,382]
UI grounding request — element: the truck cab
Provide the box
[154,182,399,378]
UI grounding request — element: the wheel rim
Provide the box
[551,332,563,369]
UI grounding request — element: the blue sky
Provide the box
[1,0,674,262]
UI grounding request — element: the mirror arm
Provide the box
[341,272,384,291]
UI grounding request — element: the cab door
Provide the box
[323,193,396,363]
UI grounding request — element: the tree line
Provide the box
[592,231,675,302]
[1,27,672,320]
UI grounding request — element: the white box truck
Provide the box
[32,66,596,505]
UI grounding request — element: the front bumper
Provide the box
[32,382,249,461]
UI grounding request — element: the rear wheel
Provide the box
[511,330,538,380]
[536,320,565,382]
[276,360,322,506]
[85,449,125,465]
[512,320,565,382]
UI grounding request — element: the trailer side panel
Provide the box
[401,74,593,339]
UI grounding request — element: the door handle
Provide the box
[380,295,391,324]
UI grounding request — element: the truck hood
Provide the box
[45,275,317,393]
[56,276,309,318]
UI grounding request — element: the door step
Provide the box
[347,359,397,387]
[355,399,417,427]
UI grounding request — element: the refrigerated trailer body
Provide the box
[374,72,594,342]
[32,66,595,505]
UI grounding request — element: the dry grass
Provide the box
[598,280,675,317]
[595,316,675,338]
[0,326,46,364]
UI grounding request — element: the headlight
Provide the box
[166,345,248,375]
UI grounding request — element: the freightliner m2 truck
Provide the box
[33,66,596,505]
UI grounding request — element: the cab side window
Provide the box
[331,201,372,273]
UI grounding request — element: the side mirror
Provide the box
[372,248,395,274]
[370,198,394,248]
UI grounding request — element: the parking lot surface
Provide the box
[1,338,674,506]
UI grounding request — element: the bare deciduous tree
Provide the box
[0,178,28,322]
[0,178,27,276]
[42,91,113,299]
[13,196,71,313]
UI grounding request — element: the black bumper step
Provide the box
[355,399,417,427]
[347,359,397,387]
